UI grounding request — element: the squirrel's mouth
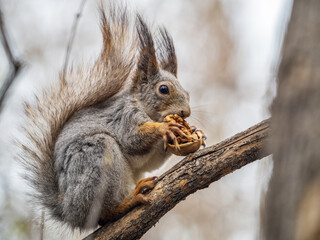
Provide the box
[175,108,191,119]
[179,110,190,119]
[161,110,190,121]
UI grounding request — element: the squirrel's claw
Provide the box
[163,134,168,152]
[190,126,197,132]
[173,136,181,153]
[160,122,184,153]
[167,130,181,153]
[194,129,207,147]
[134,176,158,195]
[169,126,189,139]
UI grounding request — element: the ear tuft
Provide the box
[156,27,177,77]
[135,14,159,78]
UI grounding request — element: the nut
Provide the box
[164,114,206,156]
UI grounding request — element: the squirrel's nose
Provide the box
[181,107,191,119]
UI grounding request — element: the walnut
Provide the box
[163,114,206,156]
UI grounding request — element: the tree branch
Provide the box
[84,118,271,240]
[0,8,22,113]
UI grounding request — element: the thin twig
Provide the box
[62,0,87,81]
[0,8,22,113]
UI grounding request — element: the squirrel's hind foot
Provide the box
[99,176,158,226]
[121,176,158,207]
[132,176,158,204]
[135,176,158,193]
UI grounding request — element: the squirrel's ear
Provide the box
[157,27,177,77]
[134,15,159,82]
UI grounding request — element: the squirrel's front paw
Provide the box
[159,122,188,153]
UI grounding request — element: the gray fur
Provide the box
[54,67,190,229]
[22,6,191,230]
[55,132,131,229]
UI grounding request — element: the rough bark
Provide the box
[264,0,320,239]
[84,118,270,240]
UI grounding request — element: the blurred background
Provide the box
[0,0,292,239]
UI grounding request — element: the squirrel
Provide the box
[20,6,191,230]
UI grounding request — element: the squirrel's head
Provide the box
[131,16,191,122]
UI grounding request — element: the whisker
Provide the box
[188,115,207,129]
[191,109,213,114]
[191,104,213,109]
[191,105,214,113]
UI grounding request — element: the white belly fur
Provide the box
[127,140,171,182]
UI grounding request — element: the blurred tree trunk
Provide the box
[264,0,320,240]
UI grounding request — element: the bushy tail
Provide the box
[19,6,137,216]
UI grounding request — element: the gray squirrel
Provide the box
[20,6,192,230]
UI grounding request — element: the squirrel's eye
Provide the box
[159,85,169,95]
